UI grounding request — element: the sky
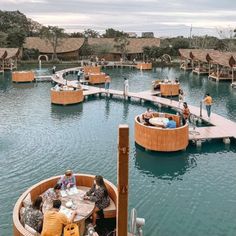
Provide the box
[1,0,236,37]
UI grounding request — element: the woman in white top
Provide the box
[124,78,129,96]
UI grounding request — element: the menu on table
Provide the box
[59,206,73,219]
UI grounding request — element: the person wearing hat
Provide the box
[58,170,76,190]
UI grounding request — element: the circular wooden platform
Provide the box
[136,63,152,70]
[12,71,35,83]
[135,113,189,152]
[13,174,117,236]
[160,83,180,97]
[51,88,84,105]
[89,73,106,84]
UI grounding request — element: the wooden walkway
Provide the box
[51,68,236,143]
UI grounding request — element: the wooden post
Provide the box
[117,124,129,236]
[232,67,234,84]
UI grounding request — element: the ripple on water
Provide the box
[0,70,236,236]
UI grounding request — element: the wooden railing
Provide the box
[135,114,189,152]
[13,174,117,236]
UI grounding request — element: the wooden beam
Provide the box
[117,124,129,236]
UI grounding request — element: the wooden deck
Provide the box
[35,75,53,82]
[208,74,232,81]
[231,82,236,88]
[52,68,236,143]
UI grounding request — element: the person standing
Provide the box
[52,65,56,74]
[203,93,213,119]
[104,74,111,93]
[182,102,190,125]
[124,77,129,96]
[178,89,184,107]
[77,69,83,82]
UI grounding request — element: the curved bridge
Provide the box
[52,67,236,142]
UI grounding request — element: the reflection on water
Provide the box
[12,83,35,89]
[135,139,236,181]
[104,96,110,118]
[123,100,129,120]
[0,72,12,92]
[135,144,197,180]
[51,103,83,120]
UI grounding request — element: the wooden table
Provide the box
[43,186,95,235]
[149,117,169,127]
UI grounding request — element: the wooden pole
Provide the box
[117,124,129,236]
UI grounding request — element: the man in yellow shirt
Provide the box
[41,199,77,236]
[203,93,213,119]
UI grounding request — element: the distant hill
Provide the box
[0,10,42,48]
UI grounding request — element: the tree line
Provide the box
[0,10,236,61]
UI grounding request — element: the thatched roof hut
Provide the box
[179,49,193,60]
[88,37,161,54]
[24,37,160,60]
[191,49,218,63]
[25,37,85,54]
[0,49,7,59]
[0,48,19,59]
[208,51,235,67]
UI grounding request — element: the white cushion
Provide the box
[20,207,25,224]
[25,224,37,235]
[23,193,32,207]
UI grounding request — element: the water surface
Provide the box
[0,67,236,236]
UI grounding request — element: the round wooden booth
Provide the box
[135,113,189,152]
[136,63,152,70]
[88,73,106,84]
[83,66,101,74]
[12,71,35,83]
[51,87,84,105]
[13,174,117,236]
[160,82,180,97]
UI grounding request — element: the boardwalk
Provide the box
[52,68,236,142]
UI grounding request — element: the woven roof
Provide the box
[179,49,236,67]
[0,48,20,59]
[24,37,160,54]
[24,37,85,53]
[191,49,218,63]
[0,49,7,59]
[88,38,161,54]
[208,51,235,67]
[179,49,193,59]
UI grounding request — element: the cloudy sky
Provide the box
[1,0,236,37]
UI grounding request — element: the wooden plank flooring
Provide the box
[52,69,236,141]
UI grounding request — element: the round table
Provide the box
[149,117,169,127]
[43,186,95,235]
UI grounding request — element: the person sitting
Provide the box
[42,183,62,203]
[41,199,77,236]
[152,80,160,90]
[54,83,62,91]
[58,170,76,190]
[22,196,43,233]
[165,117,176,128]
[143,108,154,125]
[84,175,110,226]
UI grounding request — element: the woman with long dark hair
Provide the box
[22,196,43,233]
[84,175,110,226]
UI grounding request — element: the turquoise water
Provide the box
[0,66,236,236]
